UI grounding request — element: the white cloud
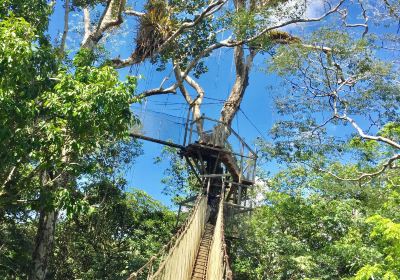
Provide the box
[305,0,326,18]
[258,0,329,32]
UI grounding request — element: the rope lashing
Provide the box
[127,194,208,280]
[126,189,233,280]
[207,190,233,280]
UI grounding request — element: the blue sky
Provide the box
[48,1,277,207]
[46,0,393,207]
[122,53,275,206]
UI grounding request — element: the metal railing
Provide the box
[130,108,257,183]
[185,116,257,183]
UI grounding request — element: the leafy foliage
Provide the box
[0,13,163,280]
[50,186,175,280]
[230,168,400,279]
[0,0,52,34]
[154,146,199,204]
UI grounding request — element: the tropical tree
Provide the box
[229,1,400,279]
[50,186,175,280]
[0,3,139,279]
[2,0,400,279]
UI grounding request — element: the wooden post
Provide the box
[183,106,192,146]
[239,142,244,184]
[237,184,242,205]
[175,205,182,229]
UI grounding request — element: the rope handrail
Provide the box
[222,221,233,280]
[127,193,207,280]
[126,179,234,280]
[207,190,233,280]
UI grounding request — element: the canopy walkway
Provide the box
[127,187,232,280]
[128,108,257,280]
[191,223,214,280]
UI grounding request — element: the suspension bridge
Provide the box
[127,108,257,280]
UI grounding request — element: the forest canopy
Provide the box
[0,0,400,279]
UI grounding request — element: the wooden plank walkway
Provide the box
[191,223,214,280]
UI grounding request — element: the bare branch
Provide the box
[182,71,205,122]
[82,7,91,45]
[339,1,369,37]
[124,9,145,17]
[133,86,177,100]
[319,153,400,181]
[129,63,206,102]
[174,65,193,104]
[1,166,16,189]
[184,75,205,102]
[311,116,336,136]
[81,0,126,49]
[301,43,332,54]
[59,0,70,54]
[242,0,346,46]
[336,114,400,150]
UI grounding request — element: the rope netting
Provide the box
[131,109,187,147]
[207,193,233,280]
[127,194,208,280]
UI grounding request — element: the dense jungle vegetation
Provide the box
[1,0,399,279]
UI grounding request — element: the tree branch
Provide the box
[174,65,193,104]
[124,9,145,17]
[241,0,346,46]
[339,0,368,37]
[133,86,177,100]
[82,6,91,45]
[81,0,126,49]
[111,0,228,68]
[113,0,342,70]
[59,0,69,54]
[336,114,400,150]
[319,153,400,182]
[1,166,16,189]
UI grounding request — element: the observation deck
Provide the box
[130,109,257,204]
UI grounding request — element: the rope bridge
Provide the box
[127,109,258,280]
[127,191,232,280]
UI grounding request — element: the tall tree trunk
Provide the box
[30,208,57,280]
[30,163,69,280]
[219,0,256,128]
[220,46,256,127]
[213,45,256,147]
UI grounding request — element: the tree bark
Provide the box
[220,47,255,127]
[30,208,57,280]
[209,0,257,147]
[81,0,126,49]
[213,45,256,147]
[219,0,256,128]
[30,151,70,280]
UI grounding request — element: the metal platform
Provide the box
[130,109,257,205]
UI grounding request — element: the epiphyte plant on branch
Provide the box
[77,0,347,114]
